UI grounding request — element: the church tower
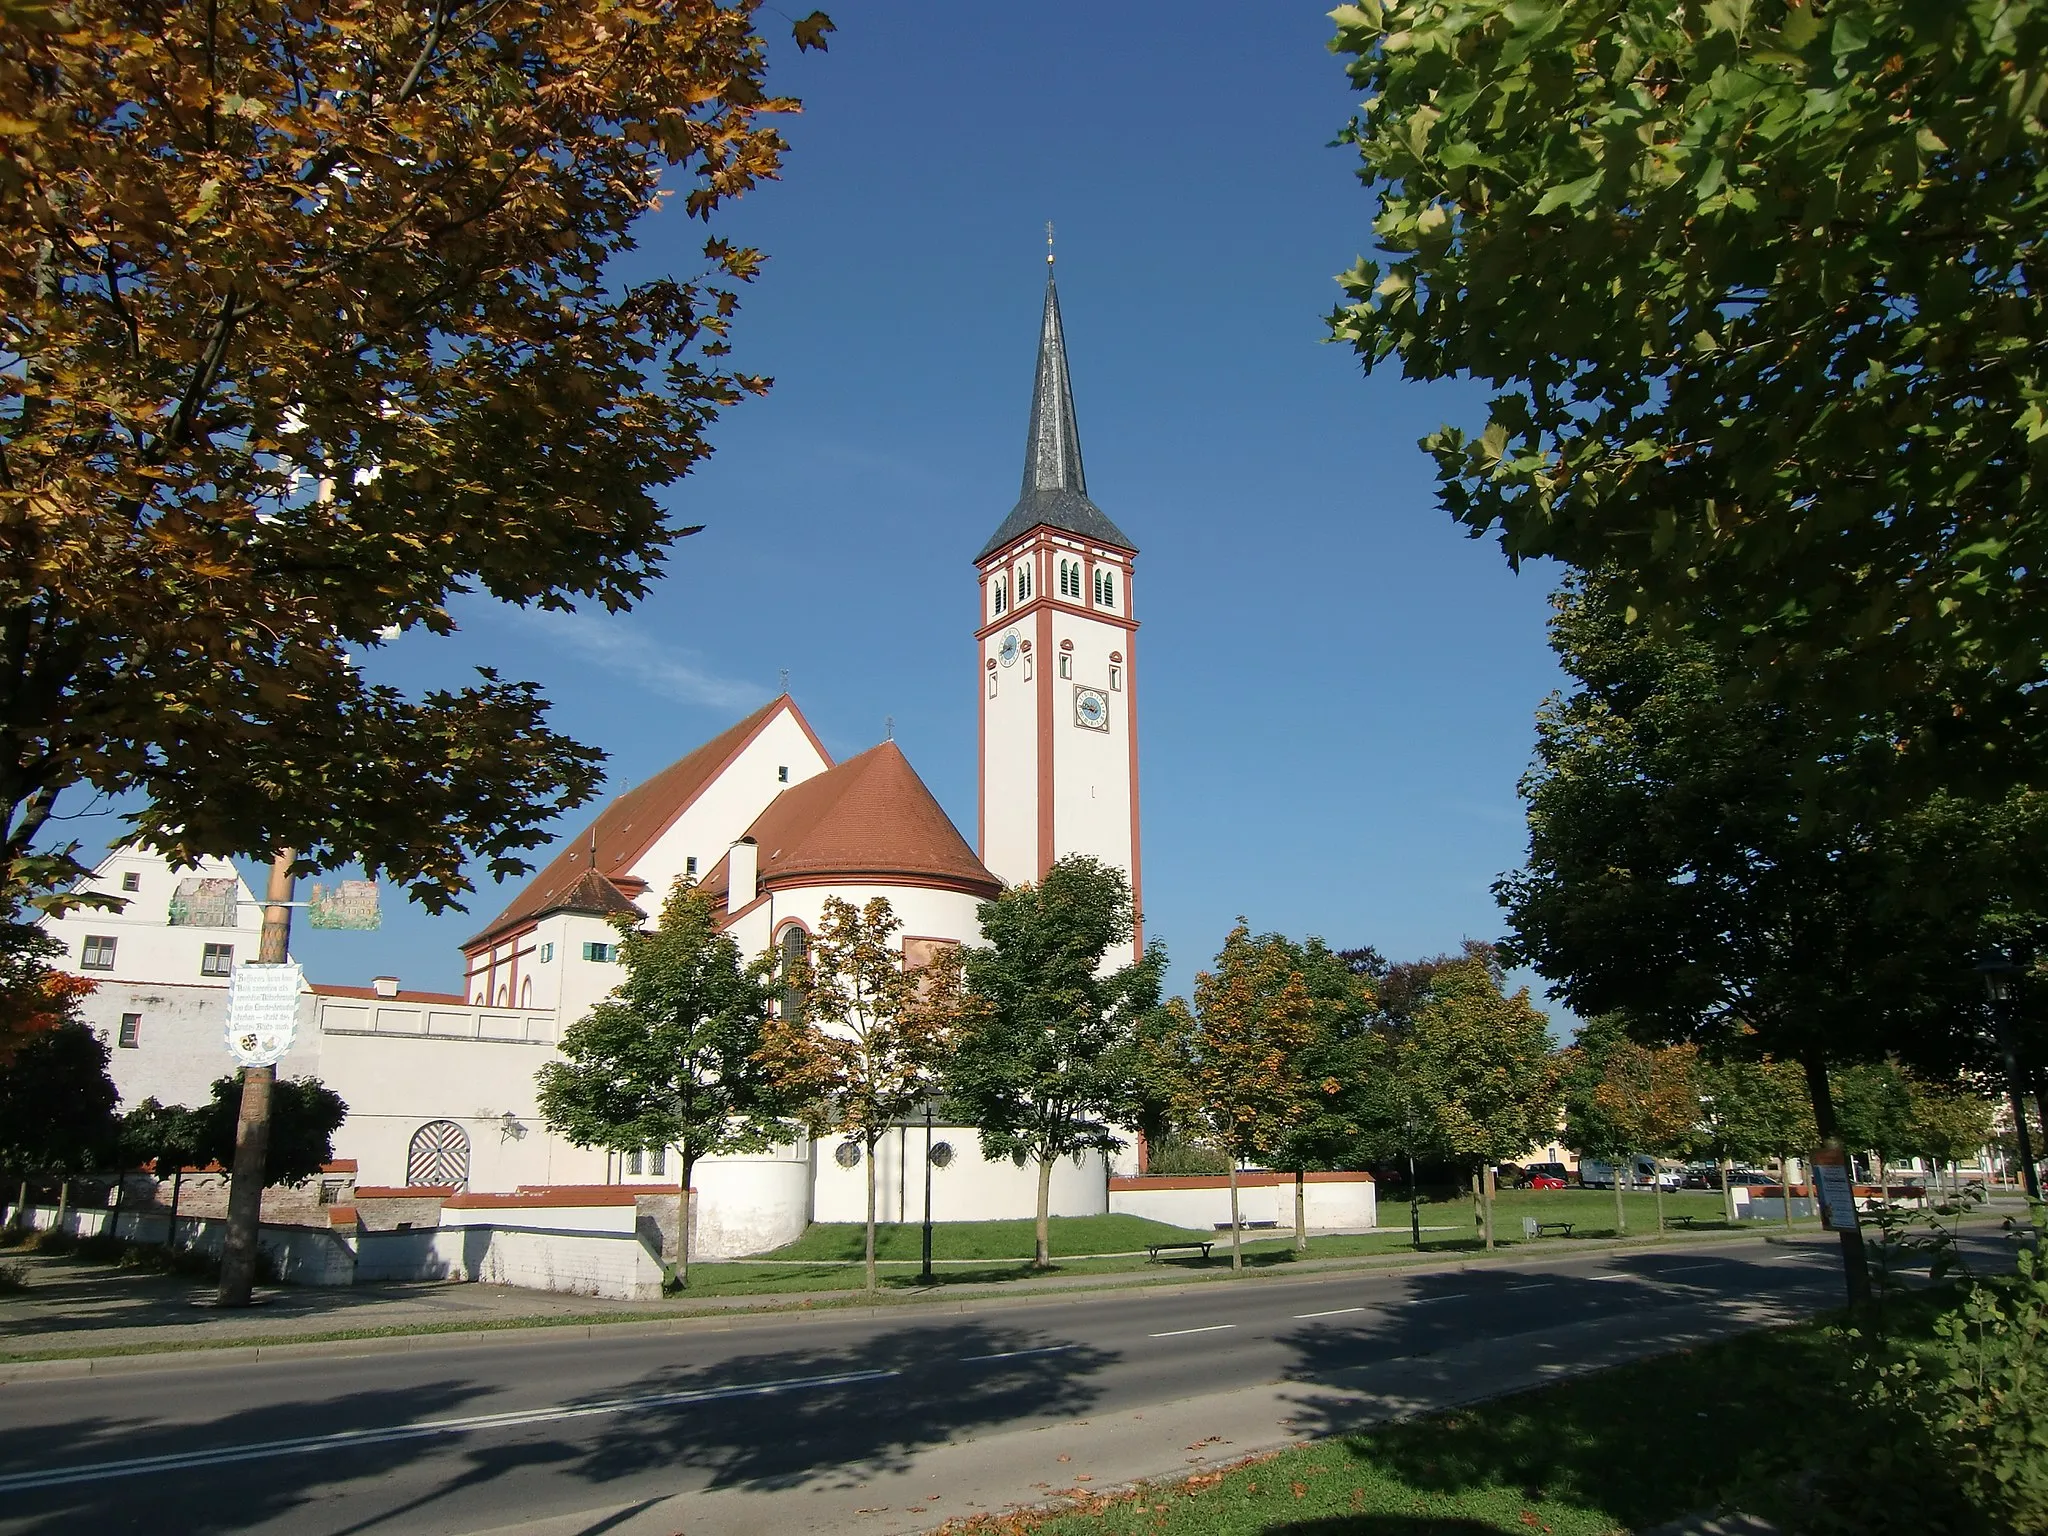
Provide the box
[977,249,1142,955]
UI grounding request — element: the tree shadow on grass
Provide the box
[1259,1521,1518,1534]
[1247,1248,1860,1533]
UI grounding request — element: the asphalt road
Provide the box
[0,1235,1922,1536]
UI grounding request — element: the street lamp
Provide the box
[921,1100,935,1285]
[1976,950,2041,1202]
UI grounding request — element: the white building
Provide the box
[46,259,1176,1255]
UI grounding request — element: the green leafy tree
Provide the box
[0,1020,120,1229]
[756,896,967,1293]
[1835,1061,1917,1189]
[1260,938,1376,1252]
[1393,943,1560,1250]
[1906,1078,1998,1205]
[1157,923,1329,1270]
[1328,0,2048,773]
[118,1097,205,1244]
[536,878,782,1286]
[189,1075,347,1189]
[949,856,1165,1269]
[1696,1052,1819,1223]
[0,0,832,920]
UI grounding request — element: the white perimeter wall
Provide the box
[1110,1179,1377,1233]
[693,1155,812,1258]
[812,1129,1109,1225]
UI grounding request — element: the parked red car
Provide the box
[1524,1173,1568,1190]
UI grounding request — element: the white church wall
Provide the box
[628,708,832,907]
[315,1018,610,1191]
[812,1129,1109,1225]
[723,880,987,965]
[692,1152,813,1258]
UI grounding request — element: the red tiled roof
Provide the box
[310,983,467,1005]
[465,696,817,950]
[703,742,1000,903]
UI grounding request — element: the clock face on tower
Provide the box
[997,629,1021,668]
[1073,686,1109,731]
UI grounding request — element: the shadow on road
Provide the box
[3,1319,1118,1534]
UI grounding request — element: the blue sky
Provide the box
[88,3,1571,1014]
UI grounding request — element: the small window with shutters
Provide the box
[117,1013,141,1049]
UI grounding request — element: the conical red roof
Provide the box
[705,742,1000,904]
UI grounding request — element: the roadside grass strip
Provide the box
[0,1367,901,1494]
[933,1317,1865,1536]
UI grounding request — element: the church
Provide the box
[45,257,1163,1260]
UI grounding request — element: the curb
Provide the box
[0,1224,1785,1383]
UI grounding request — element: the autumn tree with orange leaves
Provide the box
[1157,923,1331,1271]
[0,0,829,919]
[755,896,968,1293]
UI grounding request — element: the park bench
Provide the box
[1147,1240,1215,1262]
[1668,1213,1709,1230]
[1213,1218,1279,1231]
[1520,1218,1575,1240]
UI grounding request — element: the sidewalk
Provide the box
[0,1223,1792,1376]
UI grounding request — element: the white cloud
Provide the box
[507,609,762,710]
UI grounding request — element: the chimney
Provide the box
[372,976,399,999]
[728,838,758,908]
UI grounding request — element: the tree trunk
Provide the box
[1294,1169,1307,1254]
[675,1150,694,1290]
[1034,1153,1054,1269]
[1613,1155,1627,1236]
[55,1178,68,1235]
[9,1178,23,1234]
[1653,1166,1666,1233]
[1720,1158,1736,1225]
[167,1166,184,1249]
[1802,1053,1873,1310]
[217,1064,275,1304]
[110,1172,128,1244]
[1227,1160,1242,1271]
[864,1133,879,1294]
[1779,1149,1796,1229]
[1480,1163,1495,1251]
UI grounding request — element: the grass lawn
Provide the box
[935,1314,1866,1535]
[668,1193,1815,1298]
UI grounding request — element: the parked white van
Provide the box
[1579,1155,1682,1190]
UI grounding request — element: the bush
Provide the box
[1144,1136,1232,1176]
[1814,1225,2048,1535]
[0,1259,27,1292]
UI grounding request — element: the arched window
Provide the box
[495,985,508,1006]
[992,575,1007,616]
[1096,568,1116,607]
[407,1120,471,1190]
[1016,562,1032,601]
[779,925,810,1021]
[519,977,532,1007]
[1059,558,1080,598]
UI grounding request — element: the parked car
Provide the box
[1579,1155,1684,1190]
[1682,1164,1722,1190]
[1524,1173,1569,1190]
[1493,1163,1527,1188]
[1517,1162,1573,1188]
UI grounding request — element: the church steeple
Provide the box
[1021,260,1086,499]
[977,249,1135,561]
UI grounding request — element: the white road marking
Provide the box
[1148,1324,1236,1338]
[1293,1307,1366,1319]
[958,1345,1078,1363]
[0,1367,900,1495]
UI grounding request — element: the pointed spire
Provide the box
[1021,260,1087,499]
[977,237,1134,563]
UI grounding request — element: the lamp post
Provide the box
[920,1100,935,1286]
[1976,950,2041,1203]
[1404,1106,1421,1251]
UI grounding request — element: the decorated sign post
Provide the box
[225,961,304,1068]
[1812,1143,1860,1234]
[216,850,298,1307]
